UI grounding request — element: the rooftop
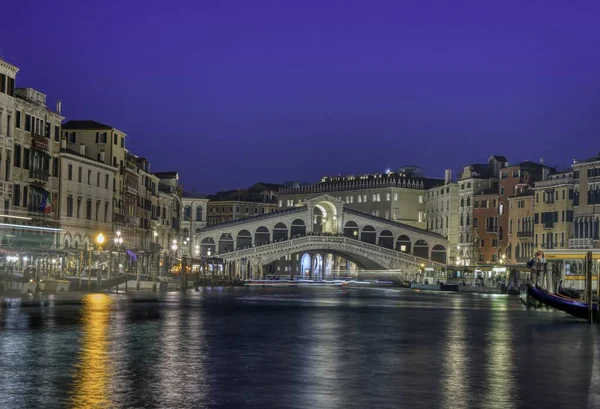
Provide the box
[62,120,114,130]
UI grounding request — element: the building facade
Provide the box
[278,167,440,228]
[532,170,574,251]
[181,192,209,256]
[206,183,280,226]
[424,170,459,263]
[57,144,117,250]
[472,190,499,263]
[456,157,503,265]
[0,59,17,221]
[497,161,551,260]
[154,172,182,272]
[570,156,600,249]
[506,189,534,264]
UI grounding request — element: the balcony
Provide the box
[113,213,127,225]
[126,186,137,196]
[126,215,139,226]
[517,231,533,238]
[29,168,49,184]
[569,238,595,249]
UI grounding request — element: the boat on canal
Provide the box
[527,284,598,321]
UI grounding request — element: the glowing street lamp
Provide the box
[96,233,105,246]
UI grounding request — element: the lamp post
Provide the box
[171,239,178,276]
[96,233,105,290]
[114,231,124,293]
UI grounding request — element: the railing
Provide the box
[200,206,308,233]
[29,168,49,182]
[534,175,574,188]
[569,238,595,249]
[278,176,426,195]
[517,231,533,238]
[215,235,445,268]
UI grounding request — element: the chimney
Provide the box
[56,100,62,115]
[79,143,86,156]
[60,137,66,150]
[444,169,452,185]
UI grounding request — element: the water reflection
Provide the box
[485,311,515,409]
[69,294,113,409]
[441,298,470,409]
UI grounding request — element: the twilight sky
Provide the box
[2,0,600,193]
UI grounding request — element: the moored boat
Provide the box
[527,284,598,320]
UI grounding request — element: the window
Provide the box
[78,167,82,183]
[23,148,29,170]
[54,125,60,142]
[77,197,82,218]
[86,199,92,220]
[68,164,73,180]
[480,239,484,248]
[13,144,21,168]
[15,111,21,129]
[120,137,124,148]
[87,169,91,184]
[97,172,100,187]
[358,195,362,203]
[500,187,504,196]
[386,193,391,201]
[96,132,107,144]
[372,194,377,201]
[67,131,76,143]
[473,217,478,228]
[492,239,498,247]
[12,184,20,206]
[394,193,398,201]
[105,174,109,189]
[114,133,118,145]
[104,202,109,222]
[25,114,31,132]
[6,114,11,138]
[419,195,424,203]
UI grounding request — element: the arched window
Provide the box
[466,197,471,207]
[460,197,465,207]
[195,206,203,222]
[183,206,191,221]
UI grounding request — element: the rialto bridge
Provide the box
[194,195,448,279]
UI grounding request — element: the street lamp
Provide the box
[96,233,105,288]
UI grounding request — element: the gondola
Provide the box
[527,284,598,321]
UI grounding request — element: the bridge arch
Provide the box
[273,222,289,242]
[255,226,270,245]
[300,253,311,277]
[360,225,376,245]
[396,235,411,253]
[431,244,447,264]
[414,239,429,259]
[236,230,252,249]
[218,233,234,253]
[201,237,216,256]
[313,200,338,234]
[291,219,306,238]
[343,221,359,238]
[378,230,394,249]
[312,253,324,279]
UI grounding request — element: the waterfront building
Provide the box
[506,188,534,264]
[424,170,459,263]
[57,140,117,250]
[278,167,441,229]
[456,156,504,265]
[11,86,64,249]
[0,58,17,221]
[154,172,182,273]
[206,182,280,226]
[472,189,499,263]
[532,170,574,251]
[570,155,600,248]
[497,160,552,260]
[181,192,209,256]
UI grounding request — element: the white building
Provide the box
[181,192,208,256]
[425,170,459,263]
[58,142,117,250]
[0,58,18,215]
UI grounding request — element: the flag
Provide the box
[39,191,52,214]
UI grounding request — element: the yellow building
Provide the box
[532,170,574,251]
[507,190,534,264]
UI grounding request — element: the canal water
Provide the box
[1,287,600,409]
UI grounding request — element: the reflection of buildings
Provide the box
[206,183,280,226]
[278,167,441,228]
[425,170,459,263]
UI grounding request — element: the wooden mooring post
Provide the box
[586,251,593,323]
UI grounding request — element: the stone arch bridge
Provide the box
[195,195,448,278]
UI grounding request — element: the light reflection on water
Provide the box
[1,287,600,409]
[69,294,112,409]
